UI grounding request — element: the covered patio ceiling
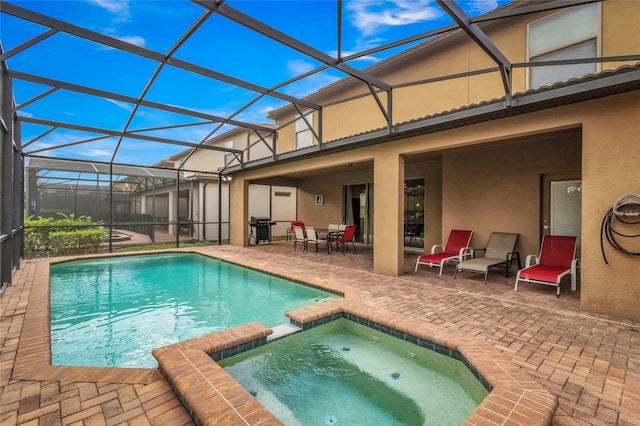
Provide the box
[0,0,619,175]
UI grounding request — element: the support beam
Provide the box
[10,71,275,134]
[19,116,244,155]
[1,2,320,110]
[194,0,392,93]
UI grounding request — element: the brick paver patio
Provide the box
[1,241,639,425]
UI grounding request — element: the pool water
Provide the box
[219,319,488,426]
[49,253,337,368]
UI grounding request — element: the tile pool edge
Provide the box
[153,298,557,426]
[290,301,559,425]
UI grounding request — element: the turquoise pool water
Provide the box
[49,253,337,368]
[220,319,488,426]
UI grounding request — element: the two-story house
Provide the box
[222,0,640,321]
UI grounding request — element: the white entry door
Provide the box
[544,179,582,256]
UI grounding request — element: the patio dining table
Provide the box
[314,228,343,254]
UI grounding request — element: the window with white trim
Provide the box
[224,140,234,165]
[528,3,599,89]
[295,113,314,149]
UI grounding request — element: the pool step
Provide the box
[268,323,302,341]
[153,322,283,426]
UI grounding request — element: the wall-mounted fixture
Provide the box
[315,194,324,205]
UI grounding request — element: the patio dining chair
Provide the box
[304,226,324,254]
[287,220,304,241]
[514,235,579,297]
[454,232,521,284]
[326,224,342,252]
[336,225,357,255]
[293,225,306,252]
[415,229,473,276]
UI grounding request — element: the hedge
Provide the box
[24,213,106,257]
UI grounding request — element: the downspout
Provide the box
[175,169,179,248]
[218,172,222,245]
[108,163,113,253]
[202,182,208,241]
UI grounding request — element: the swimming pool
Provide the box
[49,252,338,368]
[219,318,488,425]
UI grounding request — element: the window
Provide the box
[224,140,234,165]
[528,3,598,89]
[295,113,314,149]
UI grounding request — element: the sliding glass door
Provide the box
[404,179,424,249]
[344,183,373,244]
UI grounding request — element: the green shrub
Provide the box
[24,213,106,257]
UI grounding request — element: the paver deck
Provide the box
[1,241,639,425]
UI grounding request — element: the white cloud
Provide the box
[332,50,379,63]
[89,0,131,23]
[84,148,115,160]
[287,59,316,76]
[347,0,443,37]
[116,35,146,47]
[89,0,146,47]
[104,98,134,111]
[466,0,500,14]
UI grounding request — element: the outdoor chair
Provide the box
[304,226,324,254]
[336,225,357,255]
[404,223,424,245]
[415,229,473,276]
[287,220,304,241]
[514,235,579,297]
[454,232,521,284]
[293,225,306,252]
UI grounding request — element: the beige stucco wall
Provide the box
[579,93,640,320]
[228,1,640,320]
[441,136,581,258]
[271,0,638,153]
[179,129,275,173]
[602,0,640,70]
[296,168,373,228]
[229,90,640,321]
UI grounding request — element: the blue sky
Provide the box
[1,0,510,167]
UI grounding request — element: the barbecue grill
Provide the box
[249,216,276,244]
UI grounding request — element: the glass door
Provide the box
[542,176,582,256]
[344,183,373,244]
[404,179,425,249]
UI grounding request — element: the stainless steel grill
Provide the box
[249,216,276,244]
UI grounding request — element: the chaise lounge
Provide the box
[415,229,473,276]
[454,232,521,284]
[514,235,579,297]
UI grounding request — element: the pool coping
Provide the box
[153,299,557,425]
[17,250,557,425]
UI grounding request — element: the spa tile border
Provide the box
[287,300,558,426]
[153,322,282,426]
[153,298,556,426]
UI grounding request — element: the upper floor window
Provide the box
[224,140,234,165]
[295,113,314,149]
[528,3,599,89]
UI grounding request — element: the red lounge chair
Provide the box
[415,229,473,276]
[514,235,579,297]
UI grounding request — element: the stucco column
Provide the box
[229,177,250,246]
[579,93,640,321]
[373,151,405,275]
